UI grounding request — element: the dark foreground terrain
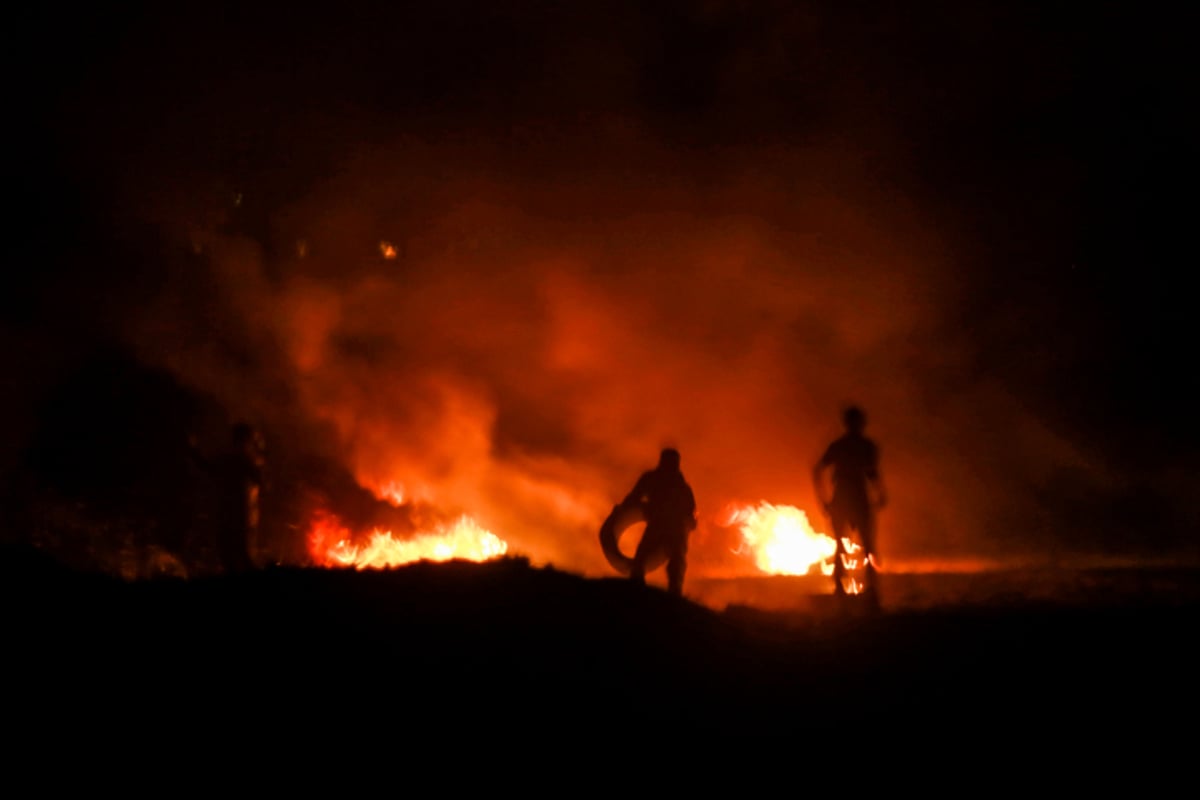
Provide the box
[4,545,1198,758]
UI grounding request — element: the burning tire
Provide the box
[599,501,669,575]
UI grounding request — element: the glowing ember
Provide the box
[725,501,837,576]
[379,241,398,259]
[307,511,508,570]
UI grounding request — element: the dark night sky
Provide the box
[4,2,1195,567]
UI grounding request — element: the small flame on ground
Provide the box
[839,537,865,595]
[307,510,508,570]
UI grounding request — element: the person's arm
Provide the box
[623,472,651,506]
[868,445,886,510]
[813,449,832,513]
[685,484,698,531]
[870,469,887,510]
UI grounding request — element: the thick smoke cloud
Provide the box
[111,129,1105,576]
[9,2,1193,574]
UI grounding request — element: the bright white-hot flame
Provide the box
[840,537,863,570]
[726,503,873,594]
[725,501,838,576]
[839,537,865,594]
[308,512,508,570]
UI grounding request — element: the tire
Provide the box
[598,501,669,575]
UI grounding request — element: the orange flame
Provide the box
[307,511,508,570]
[837,537,866,595]
[724,501,837,576]
[379,241,398,259]
[725,502,873,594]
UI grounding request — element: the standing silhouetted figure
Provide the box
[215,422,265,574]
[813,406,886,597]
[625,448,697,596]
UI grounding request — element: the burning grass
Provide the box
[306,509,508,570]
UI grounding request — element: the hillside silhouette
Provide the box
[4,545,1197,752]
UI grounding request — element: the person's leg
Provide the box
[630,524,658,586]
[666,532,687,597]
[830,515,849,595]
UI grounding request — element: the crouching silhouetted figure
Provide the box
[626,448,697,597]
[813,406,886,598]
[215,422,265,574]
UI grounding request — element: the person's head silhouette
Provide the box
[658,447,681,472]
[843,406,867,435]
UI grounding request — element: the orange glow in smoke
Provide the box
[307,510,508,570]
[376,481,406,506]
[725,501,837,576]
[379,241,398,259]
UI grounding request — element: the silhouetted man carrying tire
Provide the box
[625,448,697,597]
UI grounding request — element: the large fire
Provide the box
[725,501,837,575]
[724,501,868,594]
[307,510,508,570]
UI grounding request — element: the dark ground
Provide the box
[4,545,1197,759]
